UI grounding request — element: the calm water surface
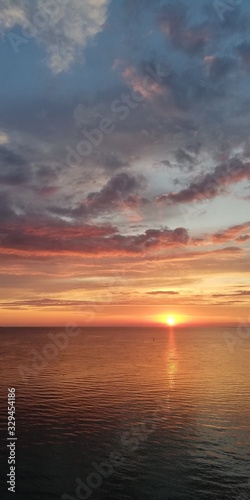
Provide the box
[0,327,249,499]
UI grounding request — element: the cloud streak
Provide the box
[158,159,250,205]
[213,222,250,243]
[0,220,189,257]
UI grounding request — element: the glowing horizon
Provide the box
[0,304,248,327]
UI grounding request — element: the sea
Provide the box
[0,326,249,499]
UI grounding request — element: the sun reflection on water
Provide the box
[166,326,178,390]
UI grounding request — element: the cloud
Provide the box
[49,172,147,219]
[212,222,250,244]
[159,2,210,55]
[74,103,106,128]
[86,172,145,211]
[237,42,250,69]
[212,291,250,299]
[1,215,246,261]
[192,223,250,247]
[0,0,110,73]
[206,56,237,80]
[99,152,129,171]
[122,65,165,99]
[35,186,59,197]
[174,147,197,170]
[157,158,250,205]
[151,246,244,265]
[0,146,30,185]
[0,192,15,221]
[0,218,189,257]
[0,298,105,309]
[237,235,250,242]
[147,290,179,295]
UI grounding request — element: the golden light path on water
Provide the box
[166,325,178,391]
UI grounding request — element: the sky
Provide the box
[0,0,249,326]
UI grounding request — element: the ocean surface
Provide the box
[0,327,249,499]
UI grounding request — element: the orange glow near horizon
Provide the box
[0,304,249,327]
[157,312,184,327]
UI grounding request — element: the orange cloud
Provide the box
[122,66,165,99]
[0,220,189,258]
[204,55,216,64]
[213,222,250,244]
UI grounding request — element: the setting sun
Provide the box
[166,316,176,326]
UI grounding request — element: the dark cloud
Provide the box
[186,142,201,155]
[208,57,237,81]
[175,148,195,170]
[213,291,250,298]
[0,192,15,221]
[0,298,106,310]
[0,147,25,167]
[0,147,31,185]
[158,2,210,55]
[88,172,144,201]
[158,158,250,205]
[161,160,172,167]
[81,172,146,215]
[100,152,129,170]
[0,218,189,257]
[48,172,146,219]
[237,42,250,69]
[158,2,186,42]
[237,235,250,242]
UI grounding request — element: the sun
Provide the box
[166,316,176,326]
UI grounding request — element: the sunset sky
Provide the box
[0,0,249,326]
